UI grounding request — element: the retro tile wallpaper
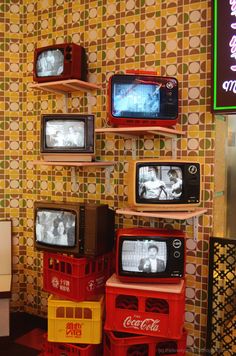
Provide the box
[0,0,214,354]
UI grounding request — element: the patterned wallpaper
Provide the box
[0,0,213,355]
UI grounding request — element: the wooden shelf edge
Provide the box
[95,126,184,137]
[116,207,207,220]
[29,79,101,94]
[32,160,115,167]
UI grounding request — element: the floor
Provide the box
[0,312,47,356]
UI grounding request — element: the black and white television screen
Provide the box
[137,165,183,201]
[121,239,167,273]
[112,82,160,118]
[45,120,85,149]
[36,49,64,77]
[36,209,76,247]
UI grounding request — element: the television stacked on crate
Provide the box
[32,43,116,354]
[103,151,202,355]
[34,200,115,355]
[104,227,187,356]
[103,71,203,354]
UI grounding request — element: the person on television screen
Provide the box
[144,86,160,113]
[67,126,84,147]
[167,169,182,199]
[53,219,68,245]
[52,130,65,147]
[66,217,75,246]
[43,224,55,244]
[140,166,167,200]
[138,244,165,273]
[36,215,44,242]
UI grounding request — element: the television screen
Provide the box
[45,120,85,149]
[138,165,183,201]
[116,228,185,283]
[34,201,115,256]
[108,74,178,127]
[121,239,167,274]
[36,209,76,247]
[36,49,64,77]
[112,82,161,118]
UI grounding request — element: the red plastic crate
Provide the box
[105,274,185,339]
[43,251,113,301]
[42,333,102,355]
[104,329,187,356]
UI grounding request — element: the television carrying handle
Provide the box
[125,69,159,76]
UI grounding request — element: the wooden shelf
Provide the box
[29,79,100,95]
[116,207,207,220]
[32,160,115,168]
[95,126,184,138]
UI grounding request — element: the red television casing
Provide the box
[116,228,185,284]
[33,43,87,83]
[107,71,178,127]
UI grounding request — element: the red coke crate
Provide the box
[43,251,113,301]
[105,274,185,339]
[104,329,187,356]
[42,334,102,355]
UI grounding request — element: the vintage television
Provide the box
[116,228,185,283]
[40,114,95,162]
[128,159,201,211]
[108,73,178,127]
[33,43,87,83]
[34,201,115,257]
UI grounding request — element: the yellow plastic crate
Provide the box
[48,294,104,344]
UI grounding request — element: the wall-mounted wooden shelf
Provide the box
[95,126,184,138]
[116,207,207,241]
[29,79,100,95]
[96,126,184,159]
[116,207,207,220]
[32,160,115,194]
[32,160,114,168]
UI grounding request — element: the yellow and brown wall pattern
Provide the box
[1,0,213,355]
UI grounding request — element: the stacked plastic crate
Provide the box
[42,251,114,355]
[104,229,187,356]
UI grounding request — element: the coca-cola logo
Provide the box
[123,315,160,332]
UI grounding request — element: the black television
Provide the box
[116,228,185,284]
[33,43,87,83]
[34,201,115,257]
[128,159,201,211]
[40,114,95,161]
[108,73,178,127]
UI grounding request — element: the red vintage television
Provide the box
[33,43,87,83]
[128,158,201,211]
[108,72,178,127]
[34,201,115,257]
[116,228,185,284]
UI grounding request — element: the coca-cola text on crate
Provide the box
[104,274,185,339]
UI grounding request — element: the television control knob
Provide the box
[65,53,72,61]
[174,251,181,258]
[66,45,72,52]
[166,81,174,89]
[173,239,181,248]
[188,165,198,174]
